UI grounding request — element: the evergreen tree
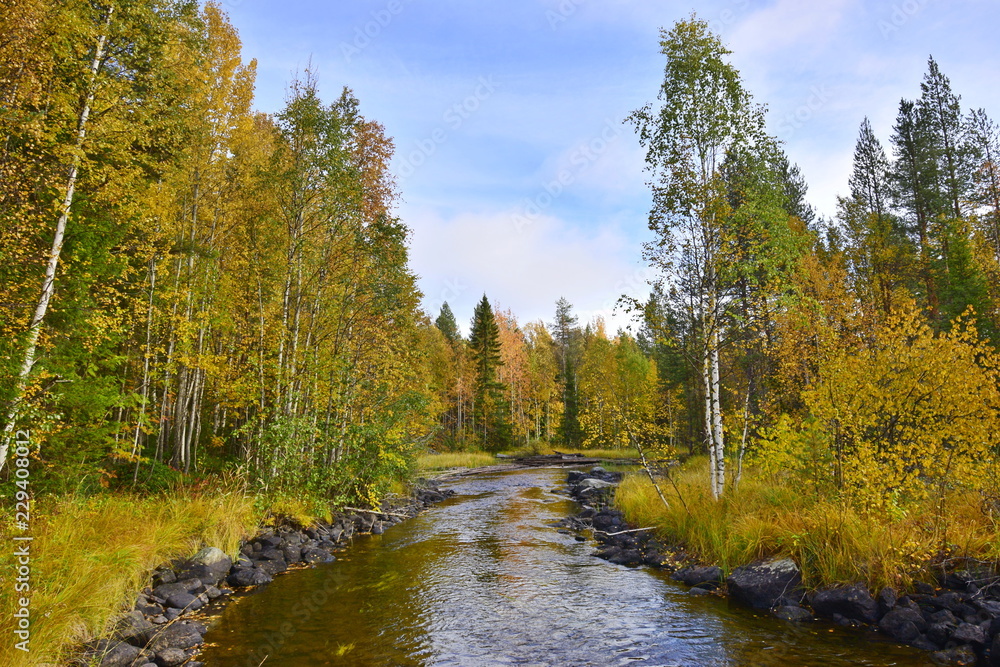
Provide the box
[841,117,914,314]
[918,57,972,220]
[850,117,892,221]
[468,294,509,449]
[891,98,942,316]
[435,301,461,344]
[552,297,582,447]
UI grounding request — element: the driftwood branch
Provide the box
[595,527,657,536]
[342,506,410,519]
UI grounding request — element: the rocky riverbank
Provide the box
[78,484,454,667]
[559,467,1000,666]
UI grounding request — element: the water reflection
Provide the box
[199,469,932,666]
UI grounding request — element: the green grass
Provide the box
[614,456,1000,591]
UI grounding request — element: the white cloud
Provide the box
[406,205,650,334]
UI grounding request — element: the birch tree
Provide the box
[628,15,776,499]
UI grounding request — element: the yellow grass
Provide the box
[0,487,263,667]
[615,456,1000,591]
[415,451,497,471]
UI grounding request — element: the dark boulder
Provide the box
[932,646,978,666]
[153,647,187,667]
[151,569,176,587]
[726,558,802,610]
[302,549,335,564]
[878,607,926,642]
[991,633,1000,667]
[774,606,813,622]
[257,534,283,549]
[282,545,302,563]
[256,547,284,562]
[93,640,141,667]
[951,622,987,647]
[151,579,201,602]
[877,587,897,617]
[176,547,232,586]
[147,622,203,653]
[227,568,272,588]
[164,592,202,612]
[672,565,723,590]
[810,584,879,624]
[113,610,155,647]
[256,557,287,576]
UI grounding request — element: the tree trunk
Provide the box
[0,8,113,473]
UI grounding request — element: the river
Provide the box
[198,467,932,666]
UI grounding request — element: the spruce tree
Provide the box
[468,295,509,449]
[435,301,461,344]
[552,297,582,447]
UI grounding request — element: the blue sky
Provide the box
[220,0,1000,334]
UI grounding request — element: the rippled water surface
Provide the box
[199,468,932,666]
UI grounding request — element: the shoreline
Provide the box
[77,483,454,667]
[559,466,1000,666]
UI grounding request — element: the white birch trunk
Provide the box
[0,9,113,472]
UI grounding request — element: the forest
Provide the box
[3,3,1000,660]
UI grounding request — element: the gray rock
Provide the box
[188,547,231,572]
[688,586,712,596]
[810,584,879,624]
[154,647,187,667]
[578,478,616,490]
[147,622,203,652]
[164,592,202,611]
[204,585,222,600]
[227,567,273,587]
[727,558,802,610]
[163,608,181,621]
[371,521,384,535]
[96,640,141,667]
[282,545,302,563]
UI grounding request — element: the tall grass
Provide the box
[615,456,1000,591]
[416,451,497,471]
[0,487,262,667]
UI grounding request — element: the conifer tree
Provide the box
[435,301,461,344]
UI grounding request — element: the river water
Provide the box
[198,468,932,666]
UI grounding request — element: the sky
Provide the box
[218,0,1000,334]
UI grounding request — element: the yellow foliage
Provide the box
[806,303,1000,510]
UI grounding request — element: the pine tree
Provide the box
[918,57,972,220]
[435,301,461,344]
